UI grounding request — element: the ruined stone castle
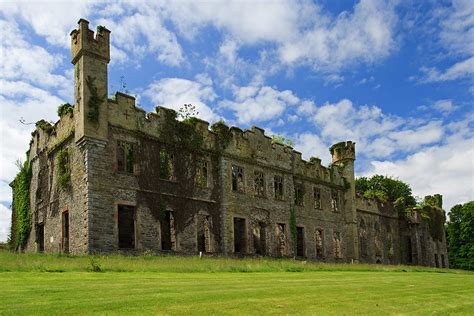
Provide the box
[11,19,448,267]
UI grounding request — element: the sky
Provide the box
[0,0,473,242]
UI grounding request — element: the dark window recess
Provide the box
[296,227,305,257]
[37,224,44,253]
[315,229,324,258]
[196,160,209,187]
[313,187,322,209]
[159,150,173,180]
[254,171,264,197]
[161,211,175,251]
[117,142,134,173]
[331,189,339,212]
[233,217,246,253]
[295,183,304,206]
[406,237,413,264]
[197,215,212,253]
[274,175,284,200]
[253,222,266,255]
[434,254,439,268]
[62,211,69,254]
[441,254,446,268]
[231,165,244,192]
[118,205,135,249]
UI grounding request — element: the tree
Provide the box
[446,201,474,270]
[355,175,417,212]
[271,133,294,147]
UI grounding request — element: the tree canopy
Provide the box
[355,175,417,212]
[446,201,474,270]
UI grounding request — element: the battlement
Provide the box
[70,18,110,64]
[330,141,356,163]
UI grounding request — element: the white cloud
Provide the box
[279,0,398,70]
[294,133,331,165]
[433,99,457,114]
[364,134,474,212]
[0,0,93,48]
[418,57,474,83]
[144,75,217,122]
[0,204,11,242]
[220,84,300,124]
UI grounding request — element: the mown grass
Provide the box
[0,251,473,315]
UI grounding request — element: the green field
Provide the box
[0,252,473,315]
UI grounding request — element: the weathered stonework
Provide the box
[11,19,448,267]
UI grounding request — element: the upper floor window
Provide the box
[313,187,322,209]
[231,165,244,192]
[117,141,134,174]
[160,150,174,180]
[294,183,304,206]
[274,175,284,200]
[196,159,209,187]
[331,189,339,212]
[254,171,265,197]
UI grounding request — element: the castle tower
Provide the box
[70,19,110,142]
[329,141,359,261]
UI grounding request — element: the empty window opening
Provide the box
[62,211,70,254]
[274,175,284,200]
[331,189,339,212]
[434,254,439,268]
[197,215,212,253]
[441,254,446,268]
[196,160,209,187]
[118,205,135,249]
[117,142,134,173]
[296,227,305,257]
[253,222,266,255]
[254,171,265,197]
[231,165,244,192]
[333,232,342,259]
[313,187,322,209]
[315,229,324,258]
[159,150,174,180]
[406,237,413,264]
[161,211,176,251]
[294,183,304,206]
[233,217,246,253]
[277,223,287,256]
[36,224,44,253]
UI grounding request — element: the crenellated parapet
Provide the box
[70,18,110,64]
[330,141,356,164]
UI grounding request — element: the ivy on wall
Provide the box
[57,148,71,190]
[86,76,104,123]
[57,103,74,117]
[211,119,232,149]
[11,159,32,250]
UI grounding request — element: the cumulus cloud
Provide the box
[220,83,300,124]
[143,75,218,122]
[417,57,474,83]
[0,204,11,242]
[294,133,331,164]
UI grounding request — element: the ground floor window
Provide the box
[62,211,69,253]
[296,227,305,257]
[233,217,246,253]
[162,211,176,251]
[118,205,135,249]
[253,222,266,255]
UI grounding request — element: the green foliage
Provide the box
[355,175,416,211]
[159,150,172,180]
[413,204,446,242]
[211,119,233,149]
[271,133,294,147]
[57,103,74,117]
[11,159,32,250]
[86,76,104,123]
[35,120,54,135]
[57,148,71,190]
[446,201,474,270]
[309,157,321,164]
[289,205,297,257]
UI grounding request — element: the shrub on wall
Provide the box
[57,148,71,190]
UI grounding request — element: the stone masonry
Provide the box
[11,19,449,267]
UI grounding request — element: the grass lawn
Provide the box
[0,252,473,315]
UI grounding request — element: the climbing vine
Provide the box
[211,119,232,149]
[11,159,32,250]
[86,76,104,123]
[35,120,55,135]
[57,148,71,190]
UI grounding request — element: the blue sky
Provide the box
[0,0,473,241]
